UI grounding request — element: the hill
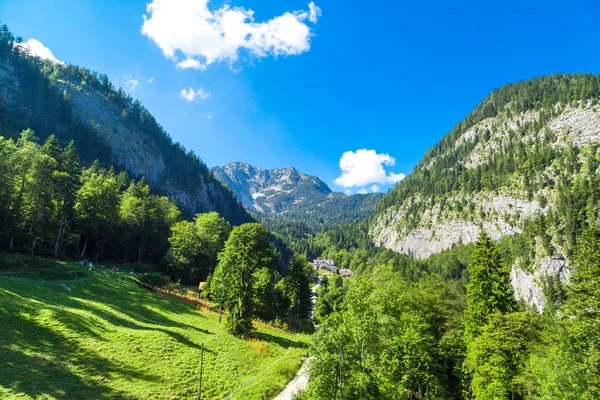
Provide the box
[0,262,308,399]
[0,24,251,225]
[212,162,383,225]
[372,74,600,309]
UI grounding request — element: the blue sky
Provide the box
[2,0,600,193]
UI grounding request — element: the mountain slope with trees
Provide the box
[372,74,600,310]
[0,23,251,225]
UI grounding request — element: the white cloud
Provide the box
[176,59,206,71]
[141,0,321,71]
[180,87,211,101]
[334,149,406,188]
[205,112,214,119]
[357,188,369,194]
[16,39,63,64]
[371,184,381,193]
[344,189,352,196]
[147,77,155,83]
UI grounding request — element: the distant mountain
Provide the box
[0,25,252,225]
[212,162,383,224]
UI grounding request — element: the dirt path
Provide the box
[273,358,309,400]
[273,278,320,399]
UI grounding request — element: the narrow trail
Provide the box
[273,358,310,400]
[273,278,321,399]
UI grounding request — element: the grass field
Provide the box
[0,262,309,399]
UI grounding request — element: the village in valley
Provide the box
[312,259,353,278]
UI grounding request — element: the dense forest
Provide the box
[293,75,600,399]
[302,227,600,399]
[376,73,600,218]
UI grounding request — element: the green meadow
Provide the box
[0,262,308,399]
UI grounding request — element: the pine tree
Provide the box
[216,223,277,337]
[286,253,312,326]
[464,231,513,341]
[565,227,600,398]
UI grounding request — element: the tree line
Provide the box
[0,130,314,334]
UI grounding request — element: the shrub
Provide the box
[138,272,170,288]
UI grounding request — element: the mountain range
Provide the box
[212,162,383,224]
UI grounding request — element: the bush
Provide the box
[138,272,170,288]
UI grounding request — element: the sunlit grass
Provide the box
[0,270,308,399]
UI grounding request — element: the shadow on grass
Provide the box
[250,331,308,350]
[4,274,214,346]
[0,308,158,399]
[0,274,220,398]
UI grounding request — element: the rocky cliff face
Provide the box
[372,103,600,258]
[511,256,570,313]
[372,75,600,312]
[212,162,331,213]
[212,162,383,223]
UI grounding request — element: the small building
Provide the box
[313,259,337,272]
[339,269,354,278]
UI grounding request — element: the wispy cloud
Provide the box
[180,87,211,102]
[141,0,321,71]
[123,74,140,93]
[334,149,406,188]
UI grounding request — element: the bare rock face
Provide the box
[211,162,331,213]
[211,162,384,224]
[511,256,570,313]
[372,191,544,259]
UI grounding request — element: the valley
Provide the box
[1,14,600,400]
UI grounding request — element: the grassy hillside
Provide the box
[0,264,308,399]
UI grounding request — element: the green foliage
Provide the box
[215,223,278,336]
[465,312,540,400]
[306,269,466,399]
[163,212,230,284]
[563,227,600,398]
[137,272,170,288]
[285,253,313,325]
[0,132,183,266]
[465,232,514,341]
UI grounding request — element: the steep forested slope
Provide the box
[373,74,600,258]
[372,74,600,310]
[0,24,251,225]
